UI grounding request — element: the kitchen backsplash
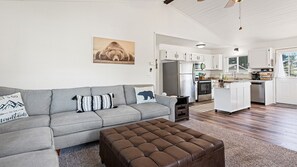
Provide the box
[208,71,251,80]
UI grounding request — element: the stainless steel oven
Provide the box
[197,80,212,102]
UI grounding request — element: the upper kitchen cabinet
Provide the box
[191,53,204,62]
[204,54,223,70]
[213,54,223,70]
[248,48,274,69]
[204,55,213,70]
[186,53,204,62]
[160,50,186,61]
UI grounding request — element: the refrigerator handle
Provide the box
[192,63,195,84]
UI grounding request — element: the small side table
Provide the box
[175,96,189,122]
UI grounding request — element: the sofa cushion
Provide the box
[95,105,141,127]
[0,87,52,115]
[50,111,103,136]
[0,149,59,167]
[92,85,126,105]
[0,115,50,134]
[124,84,153,105]
[130,103,170,120]
[50,87,91,114]
[0,127,54,158]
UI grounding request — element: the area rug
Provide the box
[59,119,297,167]
[190,101,214,113]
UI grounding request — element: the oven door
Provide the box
[198,81,212,95]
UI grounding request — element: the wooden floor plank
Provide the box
[189,103,297,152]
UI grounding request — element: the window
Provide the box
[282,52,297,77]
[226,56,248,73]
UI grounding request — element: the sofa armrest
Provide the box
[155,95,177,122]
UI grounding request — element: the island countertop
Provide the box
[214,80,251,89]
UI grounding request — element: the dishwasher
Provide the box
[251,82,265,103]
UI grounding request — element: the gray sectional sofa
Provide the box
[0,85,177,167]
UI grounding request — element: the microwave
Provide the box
[194,63,205,70]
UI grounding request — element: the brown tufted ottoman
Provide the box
[100,118,225,167]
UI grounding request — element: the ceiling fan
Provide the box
[224,0,242,8]
[196,0,244,30]
[196,0,242,8]
[165,0,242,8]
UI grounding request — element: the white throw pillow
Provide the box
[135,86,156,104]
[73,93,114,112]
[0,92,28,124]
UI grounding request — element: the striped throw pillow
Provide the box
[73,93,114,112]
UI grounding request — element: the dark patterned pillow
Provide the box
[73,93,114,112]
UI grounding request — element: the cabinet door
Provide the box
[175,52,186,61]
[197,55,204,62]
[236,87,244,109]
[185,53,193,61]
[243,83,251,107]
[160,50,186,61]
[204,55,213,70]
[249,48,272,68]
[160,50,168,60]
[160,50,175,60]
[213,55,223,70]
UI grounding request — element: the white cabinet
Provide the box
[160,50,186,61]
[248,48,274,69]
[160,50,223,70]
[213,54,223,70]
[214,81,251,114]
[185,53,204,62]
[204,54,223,70]
[204,55,213,70]
[192,53,204,62]
[211,80,218,99]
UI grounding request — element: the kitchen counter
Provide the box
[214,81,251,114]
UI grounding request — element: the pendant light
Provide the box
[239,3,242,30]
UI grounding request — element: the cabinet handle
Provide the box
[175,53,179,58]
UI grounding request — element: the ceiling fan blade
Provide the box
[224,0,236,8]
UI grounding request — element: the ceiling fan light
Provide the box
[196,43,206,48]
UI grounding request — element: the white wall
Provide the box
[0,0,224,89]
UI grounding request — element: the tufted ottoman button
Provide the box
[138,143,159,156]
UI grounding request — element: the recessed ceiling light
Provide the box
[196,43,206,48]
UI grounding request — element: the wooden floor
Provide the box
[190,103,297,152]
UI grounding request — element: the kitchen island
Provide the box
[214,81,251,114]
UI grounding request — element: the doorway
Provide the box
[275,48,297,105]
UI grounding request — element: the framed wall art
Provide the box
[93,37,135,64]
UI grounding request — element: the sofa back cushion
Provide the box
[0,87,52,116]
[124,84,154,105]
[91,85,126,106]
[50,87,91,114]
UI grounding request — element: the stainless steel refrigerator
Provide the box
[163,61,196,103]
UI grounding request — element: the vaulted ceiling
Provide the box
[169,0,297,46]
